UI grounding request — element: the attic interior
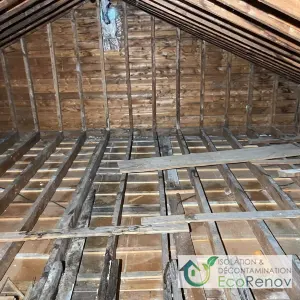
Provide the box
[0,0,300,299]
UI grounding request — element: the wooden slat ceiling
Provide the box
[0,0,299,83]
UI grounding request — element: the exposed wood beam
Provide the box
[175,28,181,130]
[28,131,109,300]
[97,131,133,300]
[47,23,63,132]
[0,132,85,281]
[56,188,94,300]
[0,132,40,177]
[246,63,255,130]
[151,16,157,131]
[279,169,300,178]
[0,132,19,155]
[118,143,300,173]
[142,209,300,225]
[175,129,253,300]
[0,223,189,242]
[0,132,63,216]
[224,51,232,127]
[20,36,39,132]
[199,40,206,128]
[71,9,86,132]
[248,136,300,145]
[0,49,18,131]
[271,75,279,127]
[295,85,300,135]
[200,128,300,299]
[96,0,110,130]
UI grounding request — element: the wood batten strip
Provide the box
[0,223,189,242]
[223,127,300,230]
[0,132,40,178]
[0,132,19,155]
[199,40,206,128]
[28,131,109,300]
[224,52,232,127]
[0,132,63,216]
[56,189,95,300]
[97,131,133,300]
[47,23,63,132]
[246,63,255,131]
[175,28,181,130]
[271,75,279,127]
[151,16,157,131]
[96,0,110,130]
[159,136,206,299]
[143,209,300,225]
[20,37,39,132]
[123,2,133,129]
[153,133,172,300]
[0,49,18,130]
[202,128,300,299]
[0,132,85,281]
[176,129,252,300]
[71,9,86,132]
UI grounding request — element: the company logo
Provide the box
[179,256,218,287]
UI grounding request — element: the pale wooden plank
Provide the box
[118,143,300,173]
[142,209,300,225]
[279,169,300,178]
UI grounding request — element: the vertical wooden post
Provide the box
[0,49,18,131]
[151,16,156,131]
[175,28,181,130]
[20,36,40,132]
[71,9,86,131]
[271,74,279,128]
[96,0,110,130]
[246,63,254,131]
[224,51,232,127]
[47,23,63,132]
[295,85,300,134]
[199,40,206,128]
[123,2,133,129]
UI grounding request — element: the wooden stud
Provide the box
[151,16,157,131]
[0,49,18,130]
[143,209,300,225]
[28,131,109,300]
[123,2,133,129]
[56,187,95,300]
[246,63,254,131]
[97,131,133,300]
[0,132,40,178]
[271,75,279,127]
[176,28,181,130]
[71,9,86,132]
[224,51,232,127]
[199,40,206,128]
[0,132,85,281]
[47,23,63,132]
[176,129,253,300]
[295,85,300,134]
[96,0,110,130]
[0,132,63,216]
[0,132,19,155]
[20,37,39,132]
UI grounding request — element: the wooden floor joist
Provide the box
[28,131,109,300]
[0,132,63,216]
[118,143,300,173]
[0,132,40,177]
[0,132,19,155]
[0,132,86,281]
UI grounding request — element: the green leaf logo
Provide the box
[207,256,218,267]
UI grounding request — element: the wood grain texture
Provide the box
[118,144,300,173]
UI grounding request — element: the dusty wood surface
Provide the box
[0,132,19,155]
[119,144,300,173]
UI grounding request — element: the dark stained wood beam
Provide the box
[0,132,86,281]
[0,49,18,130]
[199,40,206,128]
[0,132,19,155]
[175,28,181,130]
[246,63,255,130]
[28,131,109,300]
[224,51,232,127]
[0,132,63,216]
[151,16,157,131]
[20,36,40,132]
[0,132,40,177]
